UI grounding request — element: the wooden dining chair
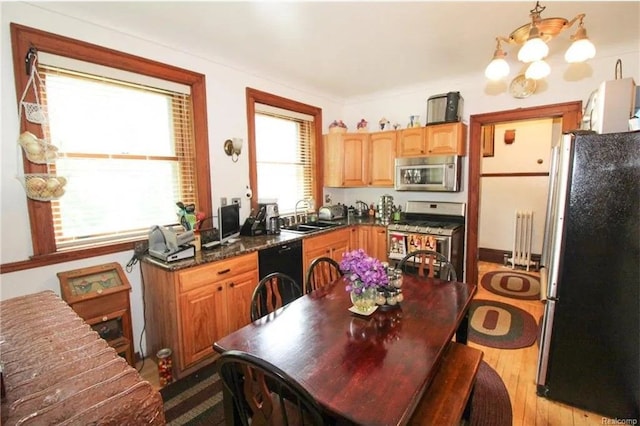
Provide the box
[250,272,302,321]
[217,350,327,426]
[304,257,343,294]
[398,250,458,282]
[398,250,468,344]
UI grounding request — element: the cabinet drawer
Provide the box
[178,252,258,293]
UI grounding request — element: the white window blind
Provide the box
[255,104,315,215]
[39,64,196,249]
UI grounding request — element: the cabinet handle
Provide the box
[217,268,231,275]
[217,286,223,292]
[229,282,235,288]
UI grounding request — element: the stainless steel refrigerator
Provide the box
[536,130,639,419]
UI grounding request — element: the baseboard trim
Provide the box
[478,248,506,264]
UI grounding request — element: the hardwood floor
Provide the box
[138,261,606,425]
[474,261,603,426]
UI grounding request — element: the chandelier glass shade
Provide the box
[484,1,596,81]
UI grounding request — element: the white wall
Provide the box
[479,119,554,254]
[0,2,343,357]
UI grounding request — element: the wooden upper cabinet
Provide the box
[398,127,426,157]
[369,131,396,187]
[425,122,467,156]
[324,131,394,188]
[343,133,369,186]
[398,123,467,157]
[324,133,368,187]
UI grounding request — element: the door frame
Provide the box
[466,101,582,285]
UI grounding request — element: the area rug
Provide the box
[161,358,511,425]
[470,361,513,426]
[481,270,541,300]
[468,299,538,349]
[160,361,224,425]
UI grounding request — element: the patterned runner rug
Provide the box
[481,270,541,300]
[468,299,539,349]
[161,356,512,425]
[160,362,224,426]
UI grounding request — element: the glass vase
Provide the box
[350,287,377,314]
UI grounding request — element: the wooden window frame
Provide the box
[246,88,323,212]
[4,23,211,273]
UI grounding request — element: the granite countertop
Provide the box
[142,217,389,271]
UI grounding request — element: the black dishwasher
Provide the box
[258,240,303,288]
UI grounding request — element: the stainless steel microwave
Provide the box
[395,156,461,192]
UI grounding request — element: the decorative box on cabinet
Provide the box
[141,252,259,379]
[57,262,135,367]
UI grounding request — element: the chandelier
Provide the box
[485,1,596,81]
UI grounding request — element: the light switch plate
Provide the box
[232,197,241,208]
[220,197,227,206]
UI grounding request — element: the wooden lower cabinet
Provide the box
[303,228,351,277]
[350,225,388,261]
[369,225,388,261]
[142,252,259,378]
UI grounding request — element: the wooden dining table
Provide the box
[213,274,476,426]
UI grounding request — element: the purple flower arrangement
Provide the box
[340,249,389,294]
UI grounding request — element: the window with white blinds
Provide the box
[39,65,196,249]
[255,104,315,215]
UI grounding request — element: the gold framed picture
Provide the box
[482,124,495,158]
[58,262,131,304]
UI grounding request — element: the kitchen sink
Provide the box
[280,221,341,234]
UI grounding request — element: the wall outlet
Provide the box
[220,197,227,206]
[325,194,332,204]
[232,197,241,208]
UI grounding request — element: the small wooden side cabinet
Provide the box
[58,262,135,367]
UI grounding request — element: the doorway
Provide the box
[465,101,582,286]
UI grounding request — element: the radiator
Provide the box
[507,210,534,271]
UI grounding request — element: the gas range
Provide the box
[387,201,466,279]
[387,221,461,236]
[387,201,465,236]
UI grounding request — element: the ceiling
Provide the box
[33,1,639,99]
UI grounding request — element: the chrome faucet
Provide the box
[294,199,310,224]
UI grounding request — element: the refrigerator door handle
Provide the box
[536,299,557,396]
[541,145,560,267]
[539,266,548,301]
[546,135,574,300]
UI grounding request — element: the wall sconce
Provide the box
[224,138,243,162]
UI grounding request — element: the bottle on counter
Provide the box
[368,204,375,218]
[393,205,400,222]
